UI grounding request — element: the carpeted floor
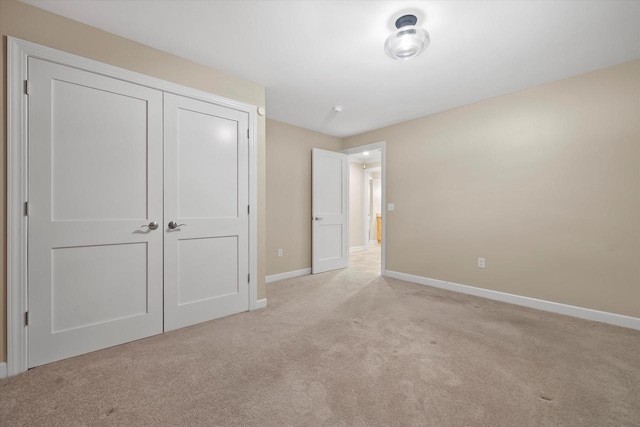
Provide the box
[350,244,381,274]
[1,262,639,426]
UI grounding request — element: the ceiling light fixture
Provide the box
[333,105,344,113]
[385,14,430,60]
[363,151,370,156]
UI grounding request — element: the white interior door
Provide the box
[312,148,348,273]
[27,58,164,367]
[163,93,250,331]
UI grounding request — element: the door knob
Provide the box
[168,221,187,230]
[314,217,323,221]
[141,221,159,230]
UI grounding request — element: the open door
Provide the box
[312,148,348,273]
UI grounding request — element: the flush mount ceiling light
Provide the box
[384,14,430,60]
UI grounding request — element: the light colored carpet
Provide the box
[1,266,639,426]
[350,244,381,274]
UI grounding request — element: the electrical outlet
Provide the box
[478,258,486,268]
[277,248,283,257]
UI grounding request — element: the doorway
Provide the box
[343,142,386,275]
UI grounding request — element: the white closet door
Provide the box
[163,94,250,331]
[27,58,164,367]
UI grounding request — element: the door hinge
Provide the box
[24,80,31,95]
[247,205,250,215]
[25,311,29,326]
[24,201,29,216]
[247,128,250,139]
[247,273,250,283]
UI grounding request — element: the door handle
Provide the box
[314,217,323,221]
[168,221,187,230]
[141,221,159,230]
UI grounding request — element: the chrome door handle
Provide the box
[168,221,187,230]
[314,217,323,221]
[141,221,159,230]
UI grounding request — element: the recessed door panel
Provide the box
[178,237,239,305]
[51,80,148,221]
[316,224,344,262]
[316,156,344,216]
[28,58,163,368]
[177,109,238,219]
[164,93,249,331]
[51,243,148,332]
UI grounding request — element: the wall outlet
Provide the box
[387,203,395,211]
[478,258,486,268]
[277,248,283,257]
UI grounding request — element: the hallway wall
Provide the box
[265,119,342,275]
[349,162,365,249]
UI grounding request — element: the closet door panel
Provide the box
[176,109,239,219]
[50,79,148,221]
[164,94,250,331]
[27,58,164,368]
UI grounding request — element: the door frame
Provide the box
[342,141,387,275]
[6,37,260,376]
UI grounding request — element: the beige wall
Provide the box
[344,60,640,318]
[265,119,342,275]
[369,178,382,242]
[0,0,267,362]
[349,162,365,248]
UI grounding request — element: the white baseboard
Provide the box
[0,362,6,379]
[253,298,268,310]
[266,268,311,283]
[350,246,366,252]
[385,270,640,331]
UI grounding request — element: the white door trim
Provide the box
[6,37,259,376]
[342,142,387,275]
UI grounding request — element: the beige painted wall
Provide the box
[265,119,342,275]
[370,179,382,242]
[344,60,640,318]
[0,0,267,362]
[349,162,365,248]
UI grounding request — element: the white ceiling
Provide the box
[349,149,382,164]
[23,1,640,138]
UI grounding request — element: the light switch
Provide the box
[387,203,395,211]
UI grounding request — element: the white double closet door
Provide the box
[27,58,250,368]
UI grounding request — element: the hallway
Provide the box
[349,244,381,274]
